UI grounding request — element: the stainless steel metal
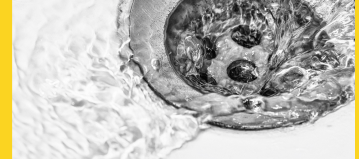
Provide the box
[130,0,202,104]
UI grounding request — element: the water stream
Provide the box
[12,0,354,159]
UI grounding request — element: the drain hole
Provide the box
[227,59,257,83]
[231,25,262,48]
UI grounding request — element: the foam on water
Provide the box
[13,0,199,159]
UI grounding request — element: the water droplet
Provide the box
[151,59,161,71]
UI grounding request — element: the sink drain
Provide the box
[129,0,355,130]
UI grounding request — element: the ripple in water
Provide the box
[13,0,199,159]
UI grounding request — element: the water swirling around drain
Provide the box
[131,0,355,130]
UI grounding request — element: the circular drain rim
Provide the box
[128,0,355,130]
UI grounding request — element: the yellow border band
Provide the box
[7,0,12,158]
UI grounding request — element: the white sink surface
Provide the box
[168,102,354,159]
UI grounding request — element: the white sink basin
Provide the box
[168,102,354,159]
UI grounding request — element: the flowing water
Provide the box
[165,0,354,130]
[12,0,354,159]
[13,0,199,159]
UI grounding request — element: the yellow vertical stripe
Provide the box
[5,0,12,158]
